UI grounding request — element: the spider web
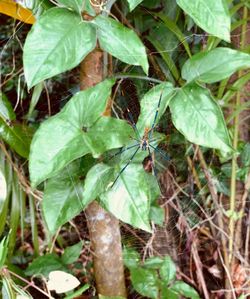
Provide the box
[1,7,250,298]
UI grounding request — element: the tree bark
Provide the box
[79,4,127,297]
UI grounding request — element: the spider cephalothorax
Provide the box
[140,128,150,151]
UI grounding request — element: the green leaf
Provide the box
[42,161,85,234]
[56,0,95,15]
[161,287,179,299]
[17,0,53,18]
[149,205,164,226]
[8,278,33,299]
[153,13,192,58]
[176,0,231,42]
[143,256,164,269]
[222,72,250,104]
[99,296,126,299]
[64,284,90,299]
[61,241,83,265]
[127,0,143,11]
[87,117,134,157]
[130,267,159,299]
[0,120,32,158]
[182,48,250,83]
[0,93,15,122]
[123,246,140,268]
[159,256,176,284]
[0,153,12,236]
[29,79,133,187]
[92,15,149,74]
[241,143,250,169]
[25,254,67,277]
[23,7,96,88]
[169,83,232,154]
[170,281,200,299]
[83,163,114,205]
[8,172,23,258]
[0,169,7,214]
[0,235,9,269]
[27,82,43,119]
[136,82,175,134]
[100,164,159,232]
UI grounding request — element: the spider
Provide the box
[111,90,169,188]
[89,0,108,12]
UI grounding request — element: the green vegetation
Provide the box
[0,0,250,298]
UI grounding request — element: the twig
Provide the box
[192,240,210,299]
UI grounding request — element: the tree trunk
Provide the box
[79,4,127,297]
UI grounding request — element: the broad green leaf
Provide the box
[159,256,176,284]
[182,48,250,83]
[0,120,32,158]
[123,246,140,268]
[176,0,231,42]
[0,235,9,269]
[56,0,95,15]
[86,117,134,157]
[169,83,232,154]
[83,163,114,205]
[92,15,149,74]
[130,267,159,299]
[29,79,133,187]
[143,256,163,269]
[0,93,15,122]
[161,287,178,299]
[61,241,83,264]
[170,281,200,299]
[43,161,85,233]
[126,0,143,11]
[23,7,96,88]
[25,254,67,277]
[100,164,159,232]
[136,82,175,134]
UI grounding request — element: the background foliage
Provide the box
[0,0,250,298]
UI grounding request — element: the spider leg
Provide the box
[149,144,170,161]
[149,90,163,139]
[127,108,141,140]
[109,143,140,160]
[147,146,157,177]
[148,146,162,194]
[111,146,140,187]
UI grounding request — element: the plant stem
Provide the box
[228,5,248,264]
[113,73,163,84]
